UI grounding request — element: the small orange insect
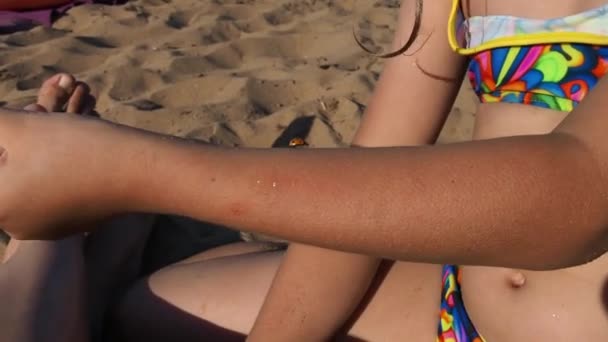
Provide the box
[288,137,308,147]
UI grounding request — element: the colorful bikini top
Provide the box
[447,0,608,111]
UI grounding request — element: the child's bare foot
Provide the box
[22,73,95,115]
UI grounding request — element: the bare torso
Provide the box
[464,103,608,340]
[457,2,608,339]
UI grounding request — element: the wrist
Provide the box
[86,120,165,215]
[116,129,211,216]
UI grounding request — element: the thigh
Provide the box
[341,261,442,341]
[116,245,442,341]
[115,243,282,341]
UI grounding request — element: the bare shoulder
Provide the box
[385,0,465,80]
[393,0,457,53]
[356,1,466,146]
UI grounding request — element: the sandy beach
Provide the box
[0,0,477,261]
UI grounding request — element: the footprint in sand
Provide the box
[216,5,264,31]
[165,11,189,29]
[108,66,166,102]
[168,56,217,76]
[202,28,357,71]
[1,26,66,47]
[73,35,118,49]
[264,0,333,26]
[246,76,322,115]
[151,75,247,108]
[201,19,244,45]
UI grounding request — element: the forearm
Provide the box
[130,132,608,270]
[248,244,380,341]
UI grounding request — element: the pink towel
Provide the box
[0,0,125,34]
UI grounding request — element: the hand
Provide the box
[0,74,129,239]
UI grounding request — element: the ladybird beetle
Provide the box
[288,137,308,147]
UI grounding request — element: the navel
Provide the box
[508,271,527,289]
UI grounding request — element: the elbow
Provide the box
[532,224,608,271]
[565,225,608,268]
[537,133,608,269]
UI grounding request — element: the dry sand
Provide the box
[0,0,477,262]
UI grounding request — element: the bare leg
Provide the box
[116,243,441,341]
[0,236,88,342]
[84,214,155,340]
[1,217,155,342]
[0,74,153,342]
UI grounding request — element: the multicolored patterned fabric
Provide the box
[467,43,608,111]
[448,0,608,55]
[437,265,485,342]
[460,4,608,50]
[446,1,608,111]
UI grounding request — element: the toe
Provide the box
[36,73,75,112]
[81,94,97,116]
[23,104,48,112]
[66,82,90,114]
